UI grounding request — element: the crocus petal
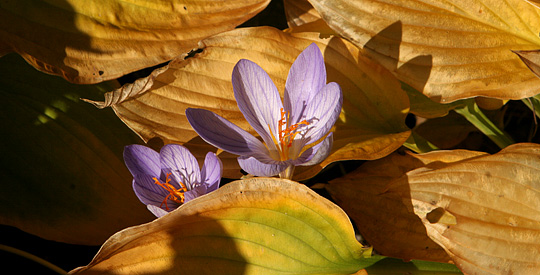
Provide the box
[184,185,207,202]
[132,175,171,206]
[237,156,290,177]
[294,133,333,166]
[123,145,161,177]
[160,144,201,186]
[186,108,273,162]
[147,205,169,218]
[301,82,342,146]
[200,152,222,192]
[232,59,283,148]
[284,43,326,125]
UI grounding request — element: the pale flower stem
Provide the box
[279,165,295,179]
[0,244,67,275]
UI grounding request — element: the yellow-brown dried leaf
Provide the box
[87,27,410,179]
[308,0,540,103]
[0,0,270,83]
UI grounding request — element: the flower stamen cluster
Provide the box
[152,173,187,210]
[270,108,310,161]
[186,43,342,178]
[123,144,222,217]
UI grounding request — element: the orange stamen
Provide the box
[271,108,310,160]
[152,173,187,211]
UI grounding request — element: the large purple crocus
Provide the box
[186,43,342,179]
[123,144,222,217]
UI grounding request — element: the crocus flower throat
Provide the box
[186,43,342,178]
[124,144,223,218]
[152,173,187,210]
[269,108,310,161]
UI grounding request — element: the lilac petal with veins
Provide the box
[123,145,161,177]
[284,43,327,125]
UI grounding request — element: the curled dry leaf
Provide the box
[87,26,410,179]
[327,149,486,262]
[283,0,337,37]
[284,0,322,27]
[0,0,270,84]
[70,177,369,275]
[388,143,540,274]
[513,49,540,81]
[308,0,540,103]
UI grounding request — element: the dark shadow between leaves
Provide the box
[326,150,453,263]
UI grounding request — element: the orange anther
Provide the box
[152,173,187,211]
[278,108,309,148]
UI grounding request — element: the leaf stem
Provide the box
[454,100,514,149]
[0,244,67,275]
[402,131,439,153]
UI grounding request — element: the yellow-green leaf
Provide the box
[0,54,154,245]
[85,27,411,180]
[0,0,270,84]
[388,143,540,274]
[70,177,369,275]
[308,0,540,103]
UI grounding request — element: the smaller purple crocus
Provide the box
[186,43,342,179]
[123,144,222,217]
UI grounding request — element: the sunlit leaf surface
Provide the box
[0,0,270,84]
[70,177,369,275]
[327,149,487,262]
[85,27,411,179]
[388,143,540,274]
[0,54,154,245]
[308,0,540,103]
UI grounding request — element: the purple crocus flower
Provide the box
[123,144,222,217]
[186,43,342,179]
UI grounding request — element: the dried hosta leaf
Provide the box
[388,143,540,274]
[70,177,369,275]
[0,54,154,245]
[0,0,269,84]
[308,0,540,103]
[514,49,540,81]
[474,97,507,111]
[526,0,540,9]
[414,112,477,149]
[327,149,486,262]
[404,84,466,119]
[284,0,320,27]
[87,27,411,179]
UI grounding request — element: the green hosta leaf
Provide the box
[0,54,154,245]
[70,177,370,275]
[308,0,540,103]
[0,0,270,84]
